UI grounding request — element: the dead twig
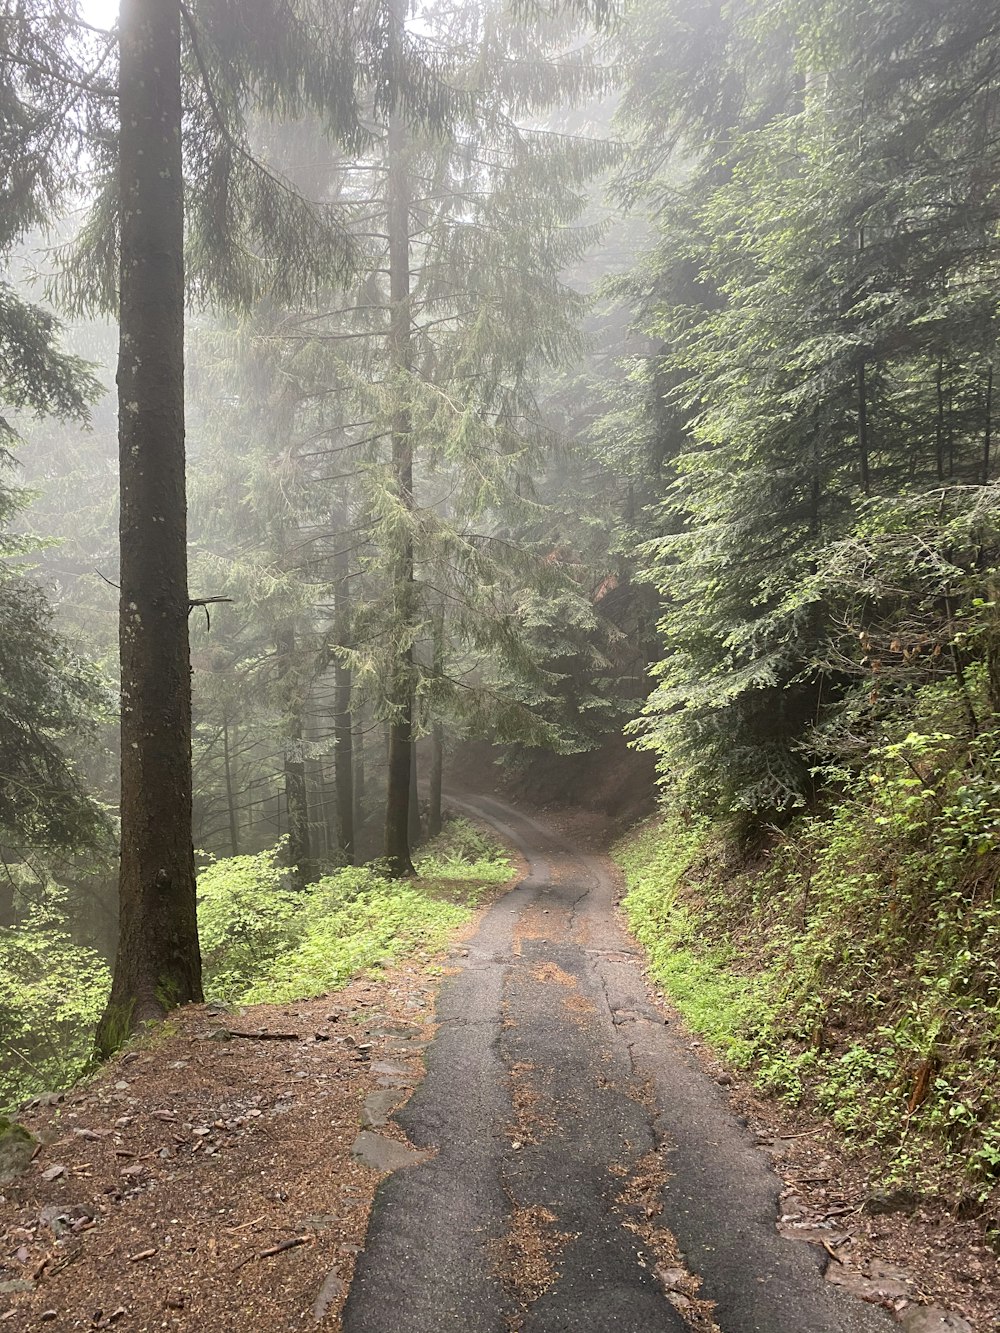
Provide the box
[224,1215,266,1234]
[233,1235,309,1271]
[228,1030,301,1042]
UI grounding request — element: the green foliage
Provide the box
[613,0,1000,820]
[0,561,113,851]
[198,824,512,1004]
[616,695,1000,1201]
[0,891,110,1111]
[414,816,514,886]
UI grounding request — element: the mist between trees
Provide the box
[3,0,1000,1191]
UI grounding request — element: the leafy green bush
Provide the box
[415,817,514,890]
[0,892,109,1110]
[615,714,1000,1203]
[197,844,302,1002]
[199,820,513,1005]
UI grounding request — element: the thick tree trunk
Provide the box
[382,58,416,879]
[98,0,202,1055]
[333,531,354,863]
[283,730,312,888]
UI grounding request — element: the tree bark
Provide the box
[428,723,443,839]
[856,360,870,496]
[222,716,239,856]
[332,528,354,863]
[382,38,416,879]
[428,601,444,838]
[277,628,313,888]
[353,717,366,837]
[408,739,422,848]
[935,356,946,482]
[983,364,994,486]
[98,0,202,1055]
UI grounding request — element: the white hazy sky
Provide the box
[80,0,118,29]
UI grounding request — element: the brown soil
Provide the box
[0,852,520,1333]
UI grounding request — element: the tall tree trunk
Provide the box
[808,408,821,536]
[935,356,946,482]
[98,0,202,1054]
[856,360,870,496]
[408,741,422,847]
[382,48,416,879]
[428,724,443,839]
[983,364,994,486]
[353,717,366,839]
[332,527,354,863]
[428,601,444,838]
[222,716,239,857]
[947,388,955,477]
[278,628,313,888]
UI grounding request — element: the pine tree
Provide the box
[0,1,108,857]
[611,0,1000,818]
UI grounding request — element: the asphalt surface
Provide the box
[343,796,894,1333]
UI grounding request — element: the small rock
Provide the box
[371,1061,413,1078]
[40,1164,66,1183]
[898,1310,973,1333]
[0,1117,37,1185]
[864,1186,921,1216]
[350,1131,430,1173]
[360,1090,404,1130]
[716,1073,734,1087]
[0,1279,34,1295]
[826,1260,916,1303]
[313,1267,346,1322]
[655,1267,687,1292]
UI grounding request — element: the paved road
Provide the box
[343,797,892,1333]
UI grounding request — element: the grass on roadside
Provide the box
[199,818,514,1006]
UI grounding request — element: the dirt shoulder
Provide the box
[0,855,525,1333]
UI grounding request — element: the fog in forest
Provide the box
[4,5,1000,1323]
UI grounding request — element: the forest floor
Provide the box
[1,798,997,1332]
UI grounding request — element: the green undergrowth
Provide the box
[615,729,1000,1224]
[0,888,110,1112]
[198,818,513,1006]
[0,819,512,1111]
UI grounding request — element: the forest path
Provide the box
[343,796,891,1333]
